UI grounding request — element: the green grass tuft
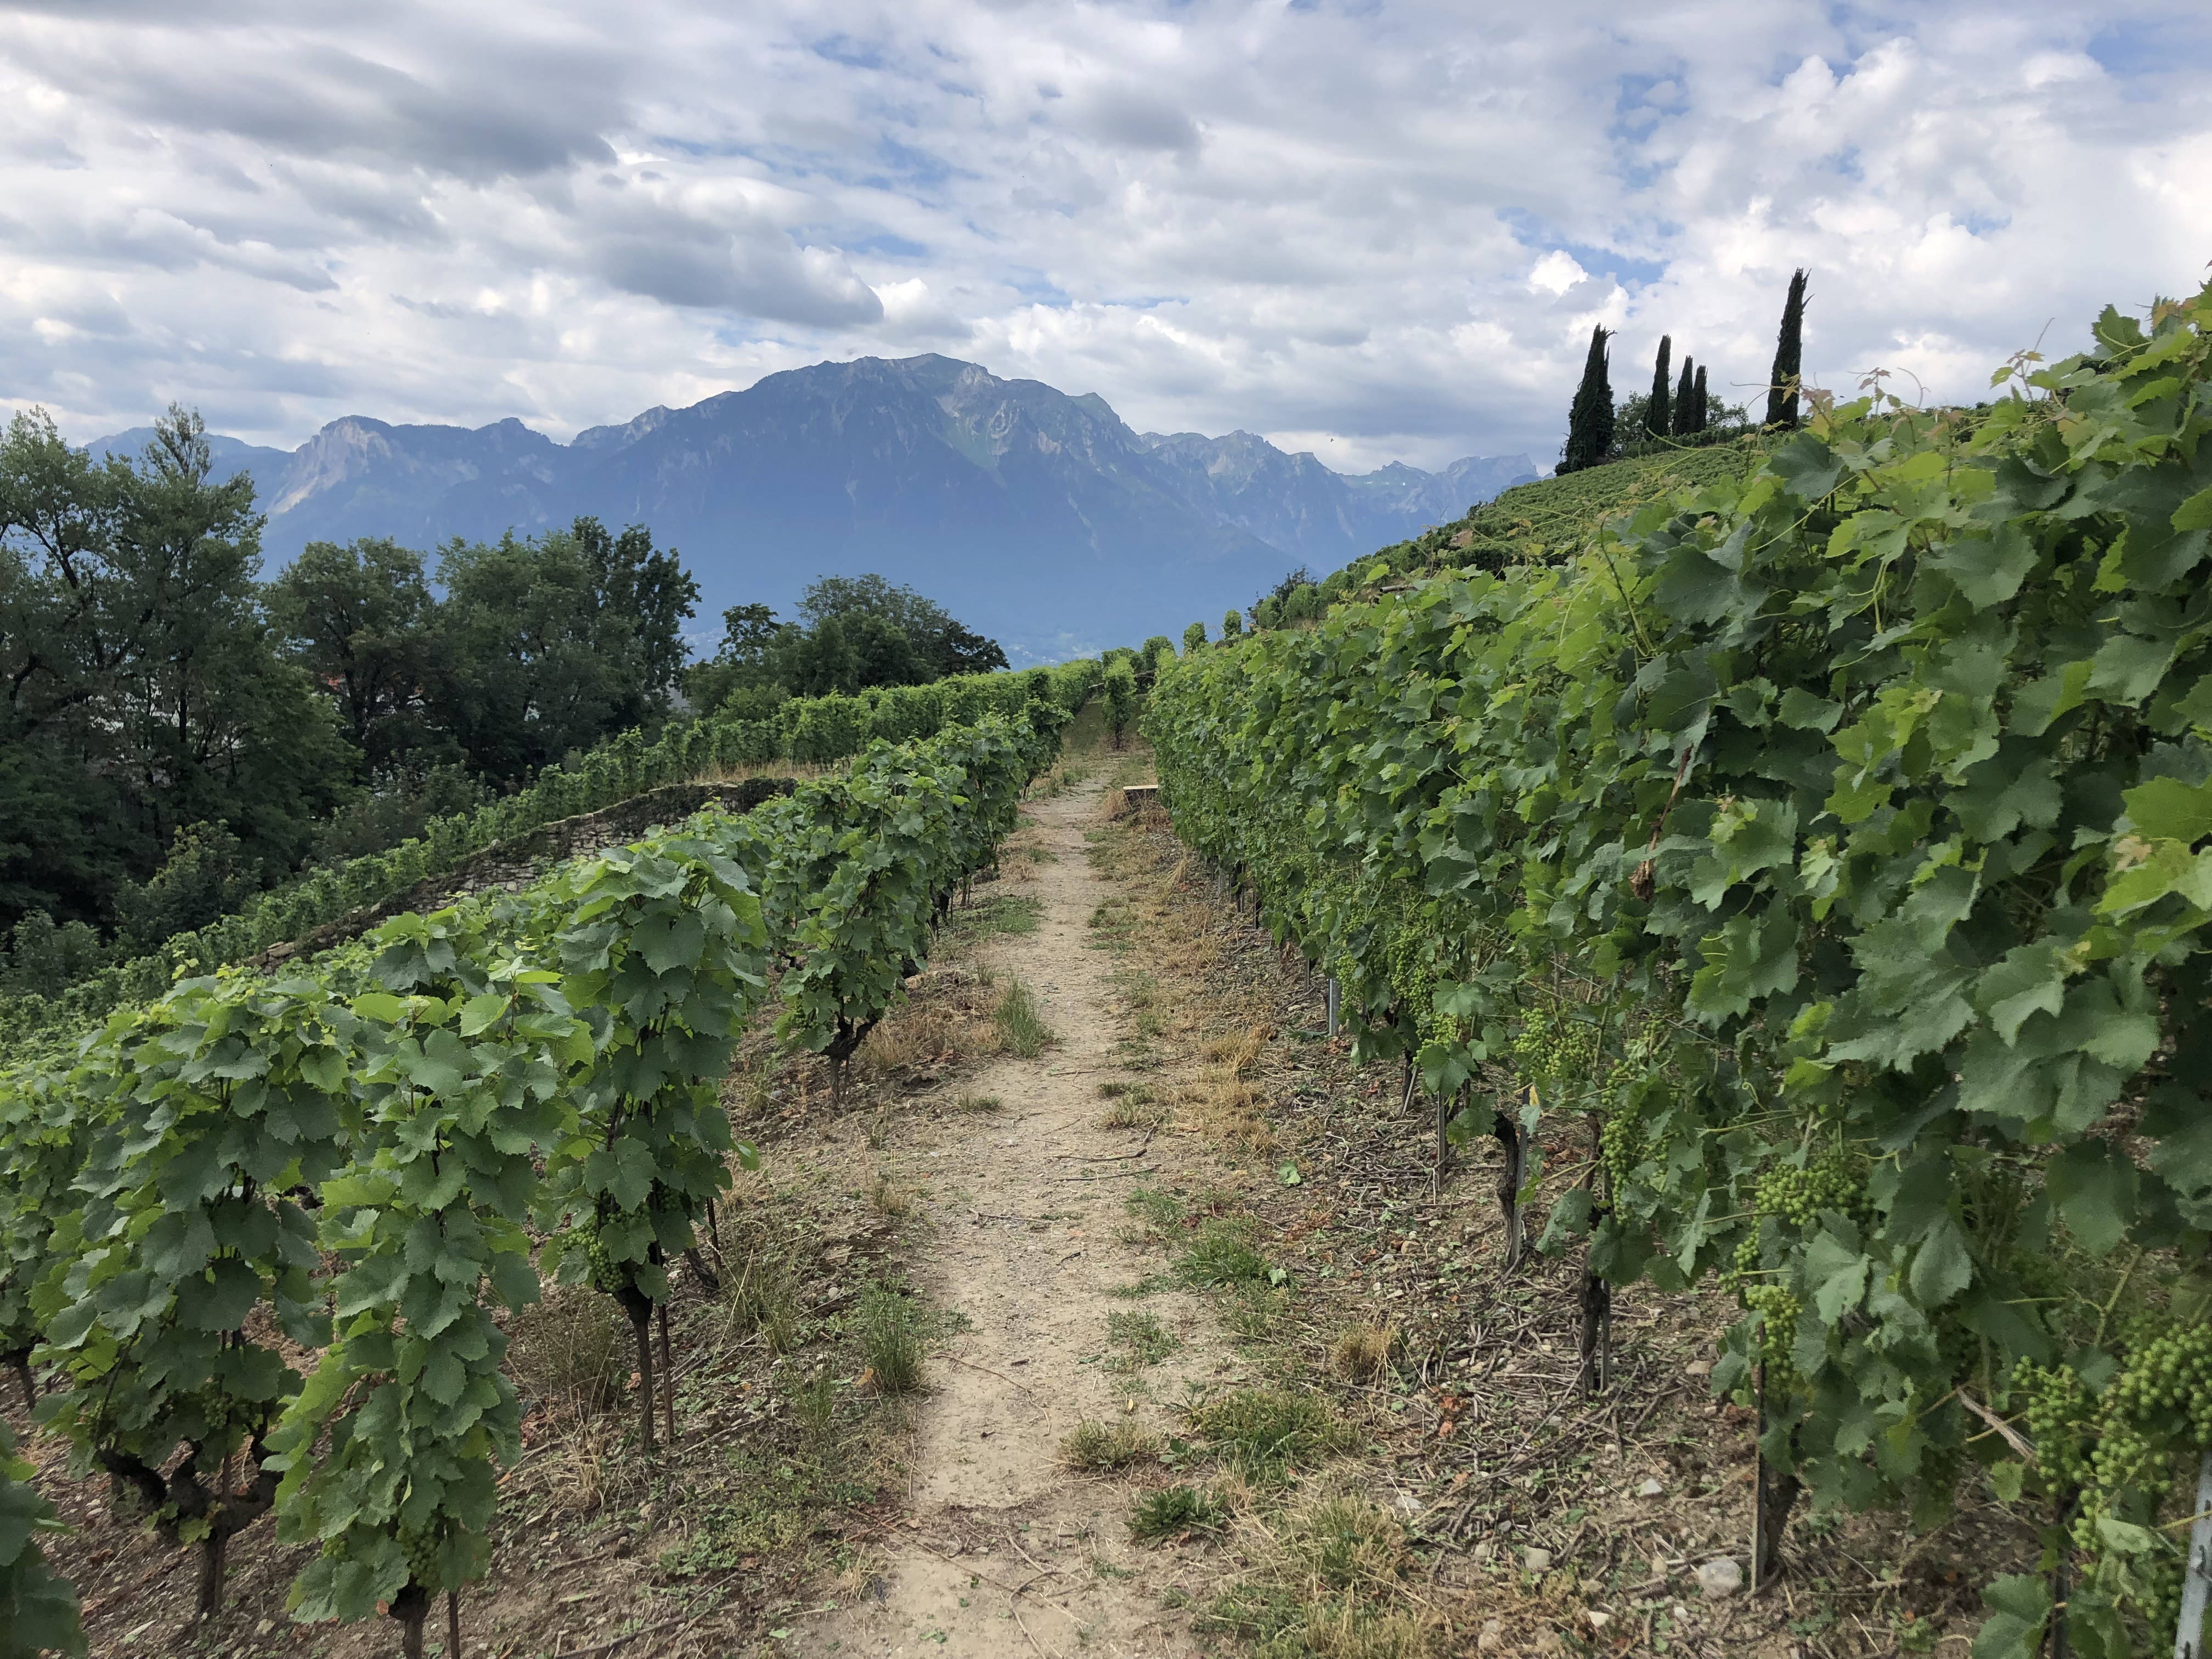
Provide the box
[1173,1220,1272,1289]
[994,978,1054,1057]
[1129,1484,1228,1542]
[856,1280,923,1395]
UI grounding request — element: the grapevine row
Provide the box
[1144,282,2212,1654]
[2,661,1101,1049]
[0,702,1068,1659]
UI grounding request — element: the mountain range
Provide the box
[91,355,1537,658]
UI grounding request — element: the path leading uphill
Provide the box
[792,776,1225,1659]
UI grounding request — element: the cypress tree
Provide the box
[1691,364,1708,433]
[1560,325,1614,473]
[1646,335,1672,440]
[1765,267,1808,427]
[1672,354,1696,437]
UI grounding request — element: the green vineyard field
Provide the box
[1146,285,2212,1656]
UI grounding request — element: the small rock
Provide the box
[1523,1547,1553,1573]
[1638,1476,1666,1497]
[255,1621,274,1638]
[1476,1618,1504,1652]
[1695,1558,1744,1598]
[1685,1359,1714,1378]
[1587,1610,1613,1629]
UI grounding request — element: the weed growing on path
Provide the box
[1129,1485,1227,1542]
[952,893,1042,941]
[1059,1419,1163,1470]
[1106,1309,1183,1369]
[1187,1388,1348,1482]
[857,1280,924,1394]
[993,977,1053,1056]
[1174,1220,1272,1289]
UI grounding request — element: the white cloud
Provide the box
[0,0,2205,467]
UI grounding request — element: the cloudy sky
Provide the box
[3,0,2209,472]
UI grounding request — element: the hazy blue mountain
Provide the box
[89,355,1536,659]
[84,427,295,483]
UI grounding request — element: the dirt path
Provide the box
[793,776,1224,1659]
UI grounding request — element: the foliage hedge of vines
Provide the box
[1146,284,2212,1656]
[0,702,1069,1659]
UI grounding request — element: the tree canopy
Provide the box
[686,574,1008,710]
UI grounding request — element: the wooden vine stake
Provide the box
[1492,1086,1530,1274]
[1325,977,1340,1040]
[1750,1362,1799,1594]
[448,1590,462,1659]
[2177,1449,2212,1659]
[659,1302,678,1450]
[1577,1109,1611,1395]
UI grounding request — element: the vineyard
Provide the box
[1,664,1092,1052]
[0,675,1088,1657]
[1145,284,2212,1657]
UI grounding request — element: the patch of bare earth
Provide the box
[785,768,1238,1659]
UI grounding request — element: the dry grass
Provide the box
[1101,1094,1169,1130]
[854,979,998,1077]
[1330,1322,1400,1381]
[1180,1076,1275,1151]
[1058,1419,1163,1471]
[1197,1489,1449,1658]
[1202,1025,1268,1074]
[509,1281,631,1416]
[867,1169,909,1217]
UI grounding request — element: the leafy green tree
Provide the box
[797,574,1006,680]
[1220,610,1242,639]
[1691,365,1708,432]
[1559,325,1615,473]
[1646,336,1673,438]
[1182,620,1207,652]
[0,408,346,934]
[110,822,262,955]
[683,602,783,713]
[1765,268,1808,427]
[432,519,696,784]
[1,910,104,1000]
[268,539,448,776]
[1672,356,1697,436]
[777,612,926,696]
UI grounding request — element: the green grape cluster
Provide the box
[2107,1317,2212,1448]
[1384,934,1448,1041]
[2012,1319,2212,1640]
[1742,1283,1802,1387]
[579,1217,624,1295]
[1731,1231,1765,1278]
[1753,1151,1869,1231]
[1511,1009,1598,1089]
[398,1523,444,1593]
[1600,1097,1645,1194]
[2012,1361,2092,1492]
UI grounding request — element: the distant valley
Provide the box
[92,355,1536,658]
